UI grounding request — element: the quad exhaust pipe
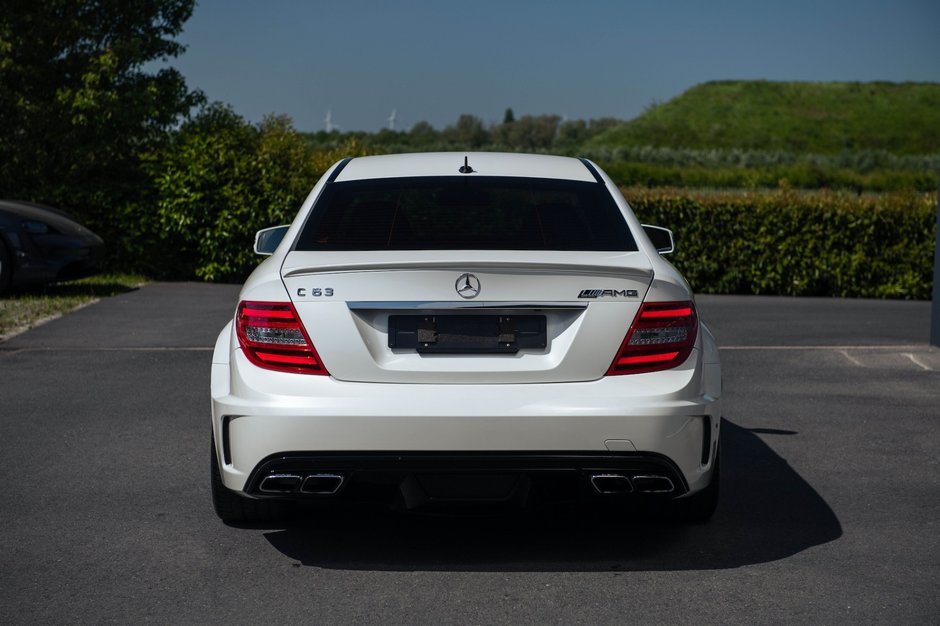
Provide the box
[589,473,675,495]
[257,470,674,497]
[590,474,633,494]
[631,475,675,493]
[259,472,344,495]
[301,473,344,494]
[258,473,303,493]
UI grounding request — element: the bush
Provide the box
[625,187,937,299]
[599,160,938,192]
[151,104,373,281]
[147,112,937,299]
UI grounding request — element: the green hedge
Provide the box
[144,106,937,299]
[625,188,937,299]
[601,160,938,192]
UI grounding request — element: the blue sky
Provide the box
[169,0,940,132]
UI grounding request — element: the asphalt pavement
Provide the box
[1,284,937,624]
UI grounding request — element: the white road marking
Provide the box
[717,345,938,372]
[902,353,933,371]
[838,350,864,367]
[718,345,923,351]
[0,346,212,352]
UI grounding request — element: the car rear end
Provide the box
[210,153,721,519]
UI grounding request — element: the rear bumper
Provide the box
[211,348,722,496]
[242,452,690,509]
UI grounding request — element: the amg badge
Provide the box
[578,289,639,299]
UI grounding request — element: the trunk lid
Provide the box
[282,250,653,383]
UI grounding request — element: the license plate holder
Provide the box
[388,315,546,354]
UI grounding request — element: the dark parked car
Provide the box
[0,200,105,294]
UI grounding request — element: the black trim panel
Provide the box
[578,158,604,184]
[221,416,233,465]
[243,451,689,504]
[701,415,712,465]
[326,157,353,183]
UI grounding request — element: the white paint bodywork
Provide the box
[211,153,721,496]
[335,152,598,183]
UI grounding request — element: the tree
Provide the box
[503,108,515,124]
[153,104,376,281]
[154,105,320,281]
[501,114,561,150]
[555,119,588,148]
[408,120,438,147]
[0,0,203,257]
[445,114,489,149]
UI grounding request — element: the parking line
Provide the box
[902,353,933,371]
[837,349,864,367]
[0,346,213,353]
[718,345,924,350]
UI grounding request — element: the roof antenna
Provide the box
[458,156,475,174]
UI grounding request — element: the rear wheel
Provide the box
[211,436,288,523]
[670,445,720,523]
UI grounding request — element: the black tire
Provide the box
[211,436,288,523]
[670,445,721,523]
[0,239,12,295]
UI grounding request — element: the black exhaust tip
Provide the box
[631,475,675,493]
[301,473,344,495]
[590,474,634,494]
[259,474,303,493]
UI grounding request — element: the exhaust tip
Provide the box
[301,473,344,495]
[590,474,633,494]
[259,473,303,493]
[631,475,675,493]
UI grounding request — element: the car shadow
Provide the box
[261,419,841,571]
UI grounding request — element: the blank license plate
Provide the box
[388,315,546,354]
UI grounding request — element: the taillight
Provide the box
[607,301,698,375]
[235,301,329,375]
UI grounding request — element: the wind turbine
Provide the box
[387,108,397,131]
[325,109,340,133]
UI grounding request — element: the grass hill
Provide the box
[587,81,940,155]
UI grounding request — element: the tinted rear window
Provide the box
[294,176,636,251]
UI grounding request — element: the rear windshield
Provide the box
[294,176,636,251]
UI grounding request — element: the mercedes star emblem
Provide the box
[455,273,481,299]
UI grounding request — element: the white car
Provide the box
[210,152,722,523]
